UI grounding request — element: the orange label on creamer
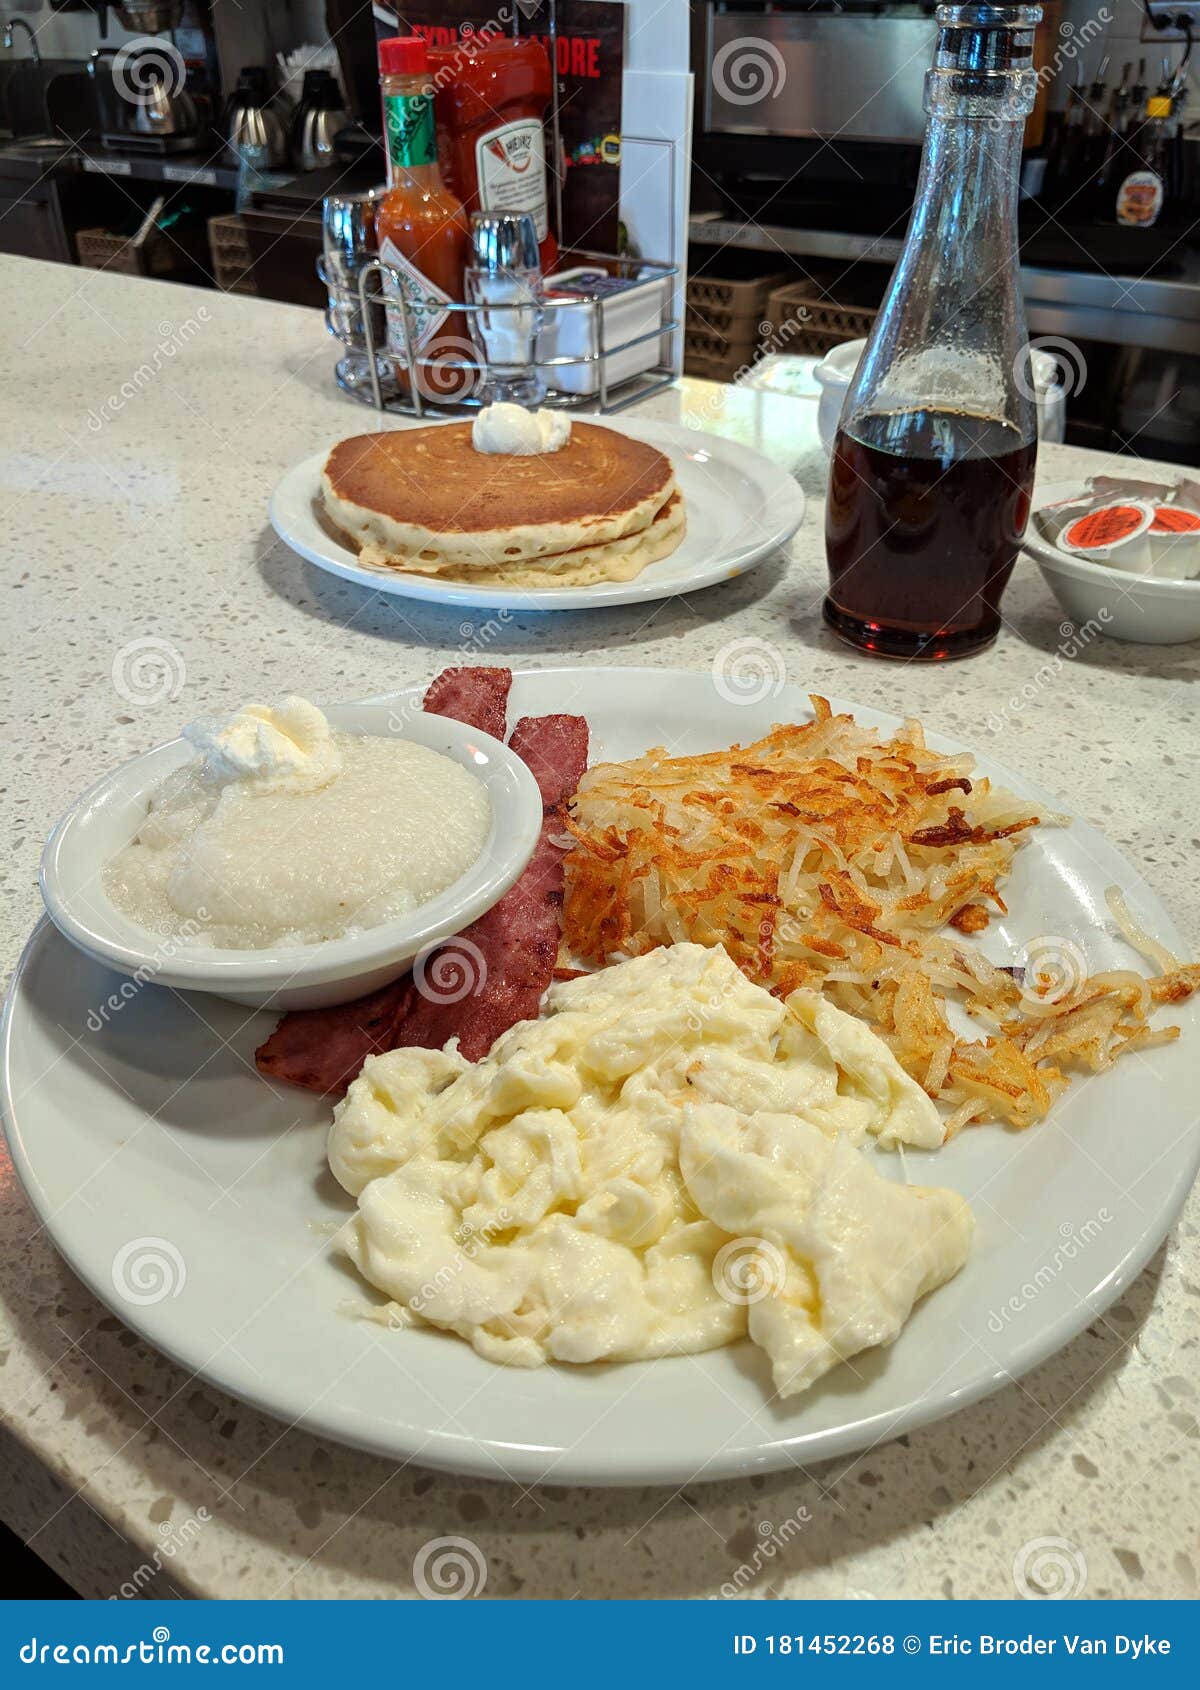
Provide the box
[1064,505,1145,550]
[1150,506,1200,534]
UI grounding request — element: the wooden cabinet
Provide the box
[0,182,72,263]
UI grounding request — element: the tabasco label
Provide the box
[379,236,452,356]
[475,118,549,240]
[383,91,437,173]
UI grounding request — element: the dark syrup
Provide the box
[823,408,1037,660]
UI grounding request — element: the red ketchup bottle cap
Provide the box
[378,36,429,76]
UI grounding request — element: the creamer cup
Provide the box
[1057,500,1155,573]
[1148,506,1200,580]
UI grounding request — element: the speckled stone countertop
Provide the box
[1,254,1197,1602]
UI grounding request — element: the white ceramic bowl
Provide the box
[1024,517,1200,646]
[40,703,544,1011]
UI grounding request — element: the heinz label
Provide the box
[475,118,548,240]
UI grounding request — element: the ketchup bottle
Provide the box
[429,37,557,273]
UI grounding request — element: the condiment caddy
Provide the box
[318,23,680,416]
[324,250,679,417]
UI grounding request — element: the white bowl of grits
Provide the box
[40,697,543,1011]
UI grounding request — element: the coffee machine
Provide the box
[85,0,220,153]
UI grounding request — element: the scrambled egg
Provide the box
[328,944,973,1398]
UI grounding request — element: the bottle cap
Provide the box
[936,4,1041,65]
[378,36,428,76]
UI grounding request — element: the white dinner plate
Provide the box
[4,669,1198,1488]
[268,417,806,611]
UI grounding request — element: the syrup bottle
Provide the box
[824,4,1041,661]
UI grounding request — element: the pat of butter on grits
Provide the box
[329,944,971,1397]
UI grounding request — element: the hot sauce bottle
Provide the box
[429,37,557,273]
[375,35,471,397]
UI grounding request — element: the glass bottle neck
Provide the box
[898,109,1025,298]
[381,76,444,194]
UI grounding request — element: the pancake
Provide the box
[321,420,680,574]
[359,491,687,589]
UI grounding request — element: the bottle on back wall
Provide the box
[1116,90,1173,228]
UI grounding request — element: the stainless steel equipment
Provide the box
[129,58,198,142]
[110,2,184,30]
[702,5,935,145]
[2,19,42,64]
[224,66,287,170]
[95,42,200,153]
[290,70,348,172]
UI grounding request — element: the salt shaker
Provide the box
[465,212,544,406]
